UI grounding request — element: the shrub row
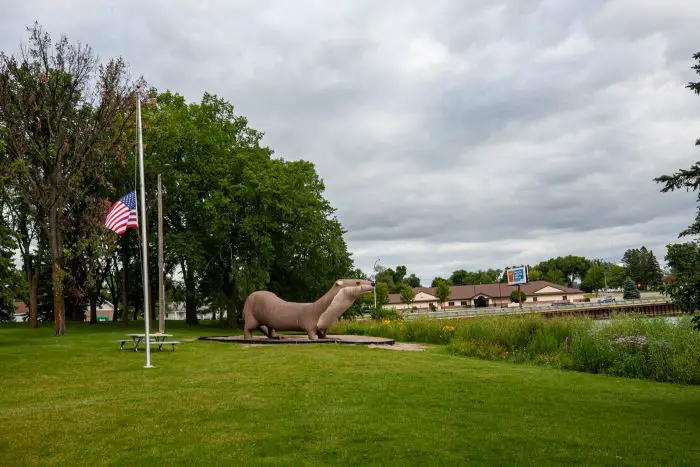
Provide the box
[331,313,700,385]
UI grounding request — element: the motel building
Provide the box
[386,280,584,312]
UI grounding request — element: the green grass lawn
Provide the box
[1,322,699,466]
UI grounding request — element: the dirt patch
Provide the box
[367,343,429,351]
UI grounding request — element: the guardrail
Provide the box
[396,297,673,321]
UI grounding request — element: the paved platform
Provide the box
[199,334,395,345]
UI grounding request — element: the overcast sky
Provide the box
[2,0,700,285]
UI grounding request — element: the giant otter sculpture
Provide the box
[242,279,374,340]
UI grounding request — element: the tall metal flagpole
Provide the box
[136,82,153,369]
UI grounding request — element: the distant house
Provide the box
[83,301,115,322]
[387,280,584,312]
[12,302,29,322]
[162,303,217,321]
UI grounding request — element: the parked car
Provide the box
[597,296,616,304]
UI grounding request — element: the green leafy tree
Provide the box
[664,241,700,328]
[607,264,626,289]
[431,276,448,287]
[534,256,590,287]
[654,53,700,237]
[0,23,134,334]
[0,217,25,321]
[143,91,353,327]
[581,263,606,294]
[543,268,567,285]
[434,279,450,310]
[509,289,527,304]
[448,269,468,285]
[527,268,542,281]
[399,285,416,311]
[405,273,421,288]
[373,281,389,310]
[622,277,641,300]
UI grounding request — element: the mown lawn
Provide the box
[1,322,699,466]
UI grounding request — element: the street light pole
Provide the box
[373,258,380,311]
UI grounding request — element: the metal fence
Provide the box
[396,297,673,321]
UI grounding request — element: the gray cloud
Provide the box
[2,0,700,285]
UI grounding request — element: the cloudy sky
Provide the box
[2,0,700,285]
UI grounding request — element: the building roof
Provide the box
[387,281,582,303]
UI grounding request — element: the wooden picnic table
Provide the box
[119,333,179,351]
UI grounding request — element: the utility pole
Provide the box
[157,174,165,334]
[373,258,380,311]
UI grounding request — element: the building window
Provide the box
[562,295,567,300]
[460,301,467,306]
[448,301,454,306]
[533,297,537,302]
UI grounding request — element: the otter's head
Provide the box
[333,279,375,295]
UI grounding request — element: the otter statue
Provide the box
[242,279,374,340]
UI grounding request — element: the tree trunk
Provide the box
[68,301,78,321]
[89,290,98,324]
[149,278,156,326]
[225,274,239,328]
[49,205,65,336]
[184,263,198,325]
[121,248,129,327]
[28,267,39,328]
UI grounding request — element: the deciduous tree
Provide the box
[0,23,133,334]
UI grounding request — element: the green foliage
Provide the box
[665,241,700,327]
[509,289,527,303]
[533,256,591,287]
[543,268,567,285]
[622,247,663,291]
[369,306,401,320]
[581,263,606,293]
[623,277,641,300]
[375,264,421,293]
[333,314,700,384]
[448,268,503,285]
[399,284,416,309]
[142,91,353,325]
[527,268,542,281]
[607,264,627,289]
[0,220,24,321]
[655,53,700,237]
[434,279,450,306]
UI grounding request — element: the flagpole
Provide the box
[136,82,153,369]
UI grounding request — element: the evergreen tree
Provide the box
[623,277,641,300]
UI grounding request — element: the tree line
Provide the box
[0,23,354,333]
[348,245,664,314]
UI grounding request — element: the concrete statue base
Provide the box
[199,334,395,346]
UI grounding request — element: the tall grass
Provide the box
[332,313,700,384]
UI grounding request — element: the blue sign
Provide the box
[507,267,528,285]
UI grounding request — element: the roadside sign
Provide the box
[507,267,528,285]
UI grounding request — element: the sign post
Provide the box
[506,266,528,309]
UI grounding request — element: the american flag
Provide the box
[105,191,138,235]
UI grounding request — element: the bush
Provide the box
[332,313,700,385]
[370,307,401,321]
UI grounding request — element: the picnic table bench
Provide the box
[118,333,180,352]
